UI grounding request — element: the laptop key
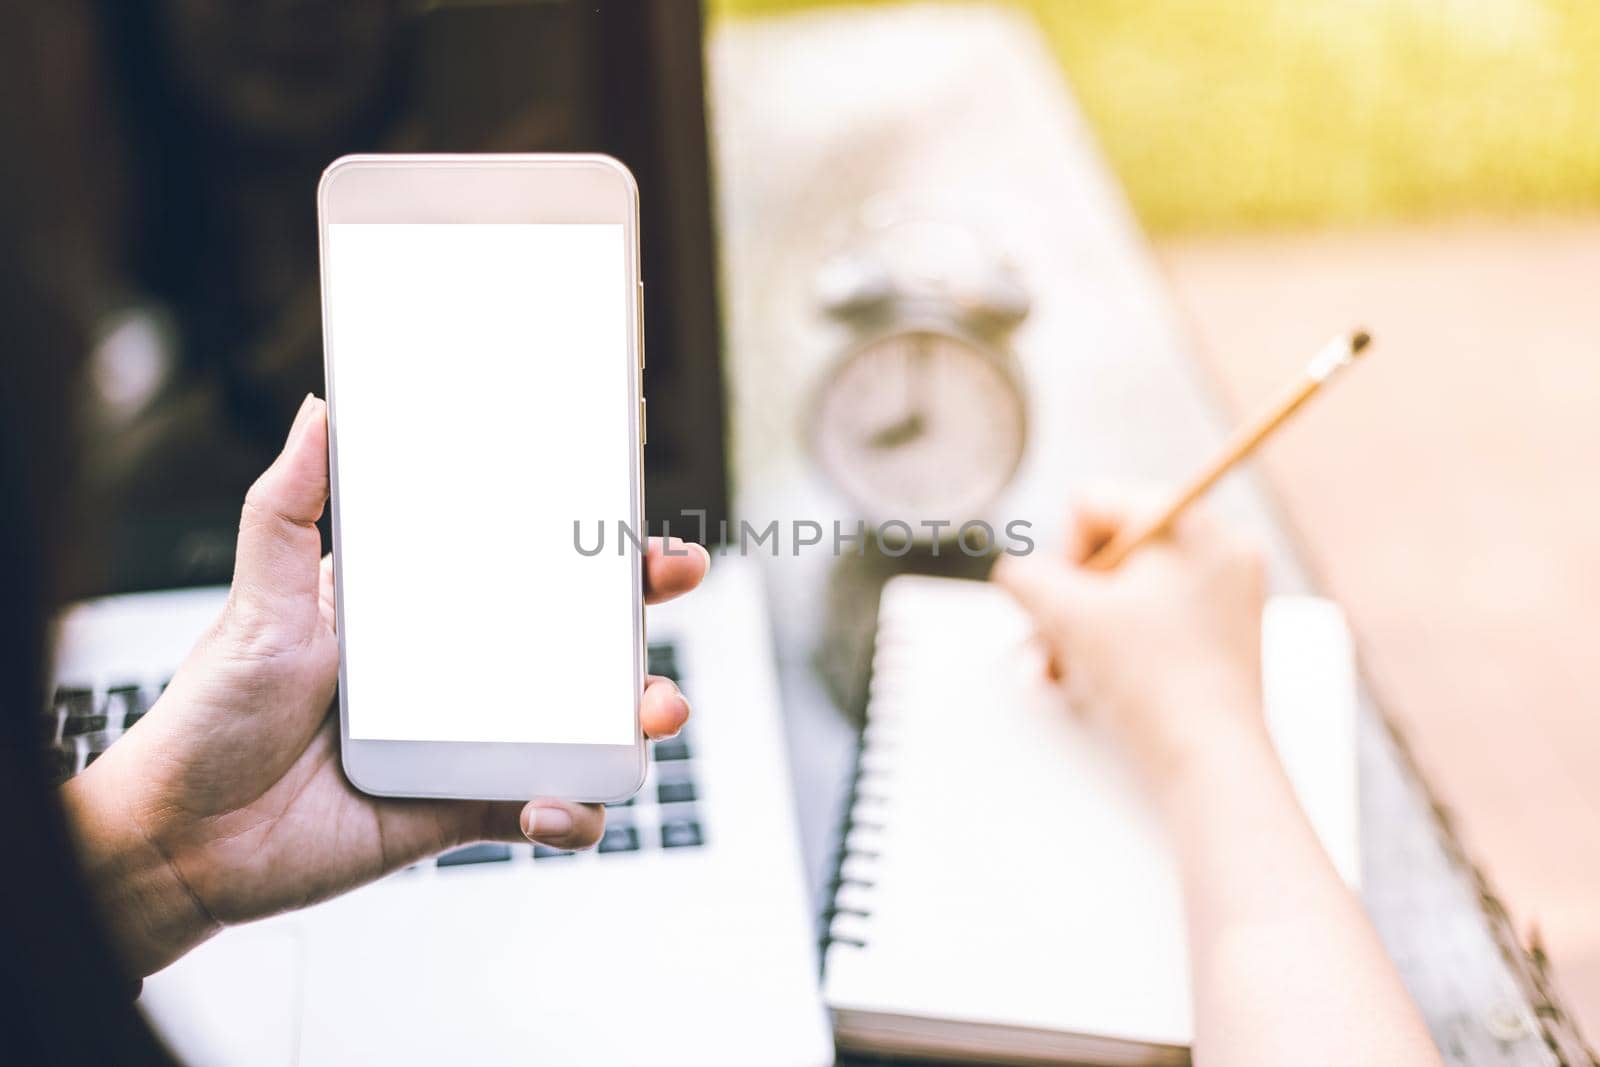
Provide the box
[62,714,108,737]
[661,818,703,849]
[646,642,680,682]
[597,826,640,854]
[652,736,691,762]
[54,687,94,716]
[657,779,697,805]
[532,844,575,860]
[437,844,512,867]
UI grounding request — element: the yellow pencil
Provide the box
[1085,330,1373,571]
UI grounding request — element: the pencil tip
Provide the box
[1350,329,1372,354]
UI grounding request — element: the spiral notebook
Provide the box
[821,576,1360,1066]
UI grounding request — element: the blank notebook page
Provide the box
[822,576,1359,1056]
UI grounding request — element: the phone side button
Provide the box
[640,398,647,445]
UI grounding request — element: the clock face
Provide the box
[812,329,1026,526]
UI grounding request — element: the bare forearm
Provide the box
[61,748,220,977]
[1157,719,1441,1067]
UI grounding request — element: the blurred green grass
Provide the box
[709,0,1600,234]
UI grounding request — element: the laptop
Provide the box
[44,5,834,1063]
[52,555,830,1065]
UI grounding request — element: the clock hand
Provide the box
[908,334,931,422]
[866,334,935,449]
[865,411,926,449]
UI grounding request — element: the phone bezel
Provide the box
[318,154,648,802]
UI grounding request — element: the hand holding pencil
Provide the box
[993,329,1374,780]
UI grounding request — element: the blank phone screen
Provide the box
[325,223,637,745]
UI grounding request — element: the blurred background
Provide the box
[7,0,1598,1051]
[721,0,1600,231]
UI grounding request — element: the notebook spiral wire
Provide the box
[820,617,908,960]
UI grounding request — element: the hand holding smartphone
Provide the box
[318,154,649,801]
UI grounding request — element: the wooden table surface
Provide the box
[707,6,1591,1063]
[1161,224,1600,1042]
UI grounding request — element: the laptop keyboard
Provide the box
[46,681,163,782]
[45,640,706,859]
[431,726,704,867]
[436,639,706,866]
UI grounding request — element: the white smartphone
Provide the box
[317,154,648,802]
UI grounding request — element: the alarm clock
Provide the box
[808,214,1030,532]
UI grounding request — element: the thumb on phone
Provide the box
[225,395,330,643]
